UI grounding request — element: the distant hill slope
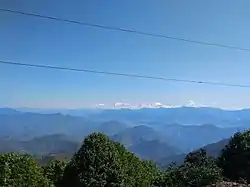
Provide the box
[203,138,230,157]
[95,120,128,136]
[0,111,127,140]
[160,124,236,152]
[0,113,89,140]
[158,137,230,168]
[128,139,181,162]
[0,108,20,115]
[110,125,167,147]
[110,125,181,162]
[0,134,80,155]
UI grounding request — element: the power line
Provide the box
[1,60,250,88]
[1,8,250,52]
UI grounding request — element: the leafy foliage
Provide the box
[0,153,51,187]
[61,132,128,186]
[218,130,250,183]
[61,132,161,187]
[42,159,66,186]
[184,148,218,167]
[156,149,223,187]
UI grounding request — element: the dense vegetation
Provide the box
[1,130,250,186]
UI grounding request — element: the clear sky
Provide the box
[1,0,250,109]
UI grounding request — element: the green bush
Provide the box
[0,153,52,187]
[218,130,250,183]
[43,159,66,186]
[60,132,160,187]
[157,149,222,187]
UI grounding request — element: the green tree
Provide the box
[61,132,159,187]
[43,159,66,186]
[113,141,160,186]
[184,148,217,167]
[177,163,222,187]
[0,153,52,187]
[61,132,128,187]
[158,149,222,187]
[218,130,250,183]
[185,148,207,165]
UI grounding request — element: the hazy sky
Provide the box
[1,0,250,109]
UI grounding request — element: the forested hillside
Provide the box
[1,130,250,186]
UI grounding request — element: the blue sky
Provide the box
[1,0,250,109]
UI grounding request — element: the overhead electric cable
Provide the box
[1,60,250,88]
[1,8,250,52]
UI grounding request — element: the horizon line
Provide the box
[1,105,249,111]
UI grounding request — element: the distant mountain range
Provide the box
[0,109,128,140]
[10,106,250,127]
[94,107,250,128]
[0,131,231,168]
[0,107,248,164]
